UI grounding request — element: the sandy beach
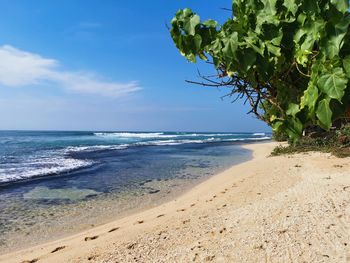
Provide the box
[2,141,350,263]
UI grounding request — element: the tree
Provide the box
[170,0,350,142]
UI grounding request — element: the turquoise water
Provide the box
[0,131,270,252]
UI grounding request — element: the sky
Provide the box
[0,0,269,132]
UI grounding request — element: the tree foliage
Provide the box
[170,0,350,142]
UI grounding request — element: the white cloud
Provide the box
[0,45,141,97]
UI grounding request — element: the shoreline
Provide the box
[0,142,252,254]
[2,141,350,262]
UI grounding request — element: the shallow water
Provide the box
[0,142,255,253]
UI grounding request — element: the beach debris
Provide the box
[177,208,186,212]
[108,227,119,233]
[135,220,144,224]
[84,236,99,241]
[51,246,66,253]
[156,214,165,218]
[190,203,196,207]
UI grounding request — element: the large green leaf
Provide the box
[286,103,300,116]
[283,0,298,15]
[317,67,348,101]
[193,34,202,51]
[330,0,349,13]
[237,48,256,72]
[316,98,333,130]
[222,32,239,60]
[184,15,200,36]
[202,19,218,28]
[324,18,350,59]
[285,117,303,142]
[343,56,350,78]
[300,82,319,111]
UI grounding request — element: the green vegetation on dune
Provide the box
[169,0,350,144]
[271,124,350,157]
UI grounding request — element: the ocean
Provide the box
[0,130,270,252]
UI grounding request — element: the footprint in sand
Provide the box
[108,227,119,233]
[84,236,99,241]
[135,220,144,224]
[88,255,97,261]
[219,227,226,234]
[21,260,38,263]
[51,246,66,253]
[126,243,137,249]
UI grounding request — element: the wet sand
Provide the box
[2,141,350,263]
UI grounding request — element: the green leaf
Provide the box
[286,103,300,116]
[283,0,298,15]
[202,19,218,28]
[330,0,349,13]
[193,34,202,51]
[316,98,333,130]
[324,17,350,59]
[260,0,277,15]
[237,48,256,72]
[317,67,348,101]
[343,56,350,78]
[184,15,200,36]
[271,120,283,131]
[222,32,238,60]
[266,42,281,56]
[285,117,303,142]
[300,82,319,112]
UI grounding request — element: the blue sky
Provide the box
[0,0,269,132]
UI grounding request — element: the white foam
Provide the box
[93,132,252,139]
[253,132,266,136]
[0,156,94,183]
[65,144,128,153]
[94,132,170,138]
